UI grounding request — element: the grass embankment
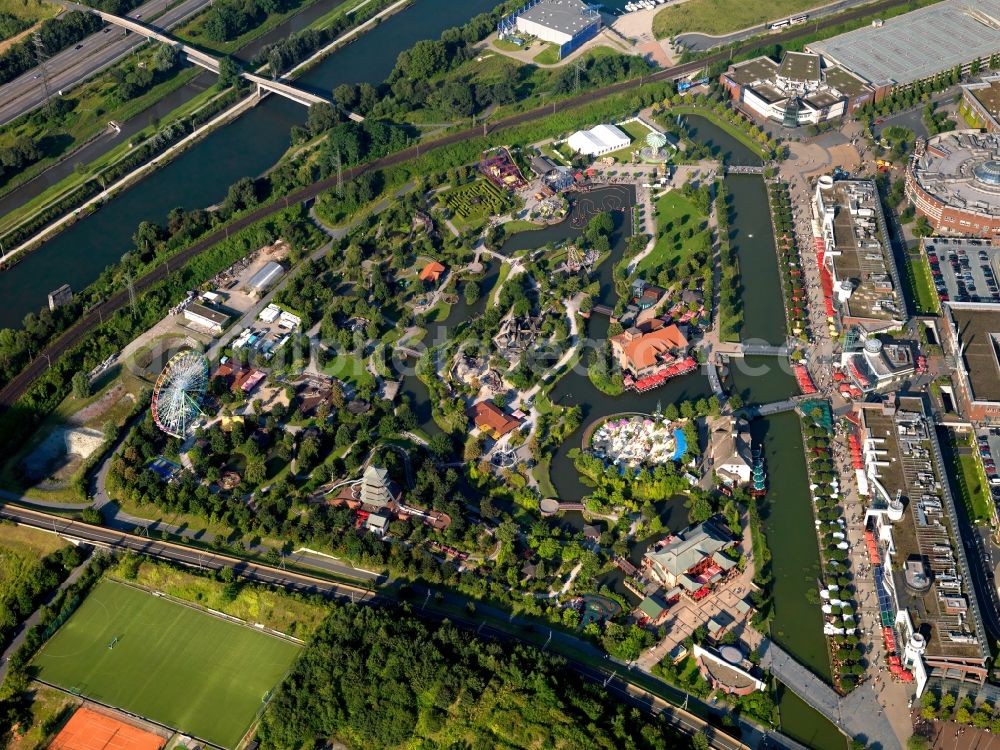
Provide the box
[0,80,225,238]
[652,0,825,38]
[0,522,69,563]
[112,557,328,637]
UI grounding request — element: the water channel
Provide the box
[502,116,841,748]
[0,0,501,329]
[0,0,358,221]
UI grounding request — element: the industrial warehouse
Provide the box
[905,131,1000,238]
[720,51,874,127]
[806,0,1000,98]
[497,0,601,60]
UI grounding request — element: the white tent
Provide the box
[567,123,631,156]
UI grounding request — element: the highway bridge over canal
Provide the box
[65,2,364,119]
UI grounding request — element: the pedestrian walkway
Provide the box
[760,638,903,750]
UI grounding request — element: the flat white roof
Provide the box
[807,0,1000,87]
[567,123,630,154]
[519,0,597,36]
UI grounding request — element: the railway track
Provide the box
[0,0,916,407]
[1,501,762,749]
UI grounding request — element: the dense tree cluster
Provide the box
[0,136,41,184]
[106,43,181,106]
[0,537,84,652]
[257,605,692,749]
[0,12,29,43]
[250,0,394,76]
[0,12,103,86]
[0,551,109,739]
[202,0,291,42]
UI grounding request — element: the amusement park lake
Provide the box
[521,118,841,749]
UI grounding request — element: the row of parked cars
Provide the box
[977,433,1000,497]
[927,246,1000,303]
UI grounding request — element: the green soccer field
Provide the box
[32,580,301,748]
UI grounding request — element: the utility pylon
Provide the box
[32,33,53,111]
[121,253,137,318]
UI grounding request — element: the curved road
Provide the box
[0,501,771,750]
[674,0,884,52]
[0,0,918,412]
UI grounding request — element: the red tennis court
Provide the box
[48,707,165,750]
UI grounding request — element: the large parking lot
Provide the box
[925,237,999,304]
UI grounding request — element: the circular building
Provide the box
[906,130,1000,238]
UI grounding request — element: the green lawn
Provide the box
[637,189,710,279]
[956,452,993,525]
[533,43,560,65]
[906,255,939,315]
[652,0,823,38]
[322,353,374,388]
[617,118,654,143]
[33,580,301,748]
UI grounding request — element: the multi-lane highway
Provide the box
[0,0,210,126]
[0,501,768,750]
[0,0,921,413]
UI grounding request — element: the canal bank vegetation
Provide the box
[250,0,401,77]
[715,179,743,343]
[768,181,807,340]
[174,0,341,54]
[0,82,244,246]
[0,41,196,199]
[656,101,777,163]
[256,605,693,750]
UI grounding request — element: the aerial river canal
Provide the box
[0,0,501,329]
[398,116,844,748]
[4,23,846,736]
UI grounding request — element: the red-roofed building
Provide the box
[611,323,688,378]
[419,261,446,284]
[468,401,522,438]
[232,368,265,394]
